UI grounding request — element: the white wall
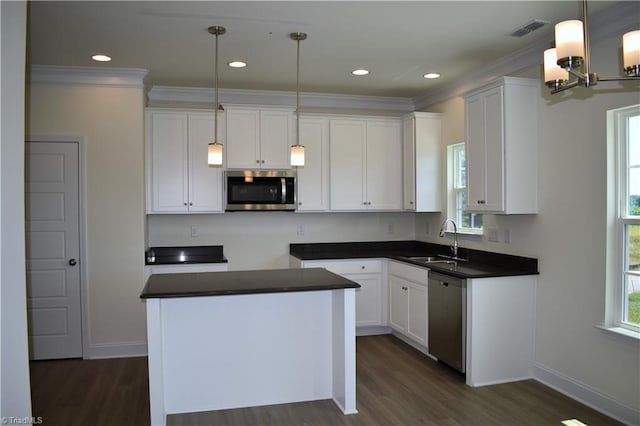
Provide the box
[1,0,32,418]
[27,83,147,357]
[148,212,416,270]
[418,35,640,419]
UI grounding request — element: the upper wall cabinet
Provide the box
[146,108,224,214]
[402,112,442,212]
[296,116,330,212]
[464,77,538,214]
[330,118,403,211]
[225,106,294,170]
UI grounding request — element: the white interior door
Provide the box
[25,141,82,360]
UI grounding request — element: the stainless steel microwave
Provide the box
[225,170,296,211]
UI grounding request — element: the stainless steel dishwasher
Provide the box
[428,271,466,373]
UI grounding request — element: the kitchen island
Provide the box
[140,268,360,426]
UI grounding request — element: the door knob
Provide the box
[68,258,77,266]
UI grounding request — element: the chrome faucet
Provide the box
[439,218,458,258]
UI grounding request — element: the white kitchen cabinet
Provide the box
[296,116,329,212]
[464,77,538,214]
[295,258,386,328]
[330,118,402,211]
[146,109,224,214]
[388,260,428,346]
[225,106,294,170]
[402,112,442,211]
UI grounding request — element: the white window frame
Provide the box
[447,142,482,234]
[604,104,640,338]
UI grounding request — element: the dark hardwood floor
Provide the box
[30,334,621,426]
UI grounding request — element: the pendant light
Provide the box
[543,0,640,94]
[290,32,307,167]
[207,26,225,166]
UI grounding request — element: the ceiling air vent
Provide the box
[509,19,549,37]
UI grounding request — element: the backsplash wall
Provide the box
[147,212,416,270]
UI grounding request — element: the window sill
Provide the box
[595,324,640,341]
[443,229,483,237]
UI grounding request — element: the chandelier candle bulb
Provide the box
[623,30,640,76]
[544,48,568,85]
[555,20,584,68]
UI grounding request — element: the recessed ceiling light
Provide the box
[91,54,111,62]
[352,69,369,76]
[423,73,441,79]
[228,61,247,68]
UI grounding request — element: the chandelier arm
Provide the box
[597,75,640,82]
[550,80,580,95]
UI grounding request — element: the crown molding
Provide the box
[147,86,415,113]
[29,65,148,88]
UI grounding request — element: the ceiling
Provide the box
[27,1,632,102]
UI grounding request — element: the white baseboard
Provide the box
[356,326,391,336]
[533,363,639,425]
[86,340,147,359]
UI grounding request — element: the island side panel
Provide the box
[160,291,334,414]
[332,288,358,414]
[146,298,166,426]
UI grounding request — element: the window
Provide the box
[607,104,640,334]
[447,143,482,233]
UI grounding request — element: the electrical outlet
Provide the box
[296,224,305,236]
[425,221,430,235]
[190,225,199,237]
[387,222,395,234]
[504,229,511,244]
[487,228,499,242]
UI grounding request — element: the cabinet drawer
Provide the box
[389,261,428,284]
[303,259,382,275]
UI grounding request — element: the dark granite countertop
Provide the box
[290,241,538,279]
[145,245,227,265]
[140,267,360,299]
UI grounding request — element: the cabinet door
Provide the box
[330,120,366,210]
[388,276,409,332]
[226,108,260,169]
[414,115,441,212]
[260,110,293,170]
[346,273,383,327]
[482,87,505,212]
[466,86,504,212]
[296,117,329,211]
[402,116,416,210]
[465,93,486,212]
[188,114,223,212]
[148,112,189,212]
[407,282,428,346]
[366,120,402,210]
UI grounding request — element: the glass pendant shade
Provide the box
[555,20,584,65]
[623,30,640,75]
[290,144,305,167]
[544,48,569,83]
[208,142,223,165]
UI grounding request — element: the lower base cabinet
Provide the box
[388,261,428,347]
[294,258,385,328]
